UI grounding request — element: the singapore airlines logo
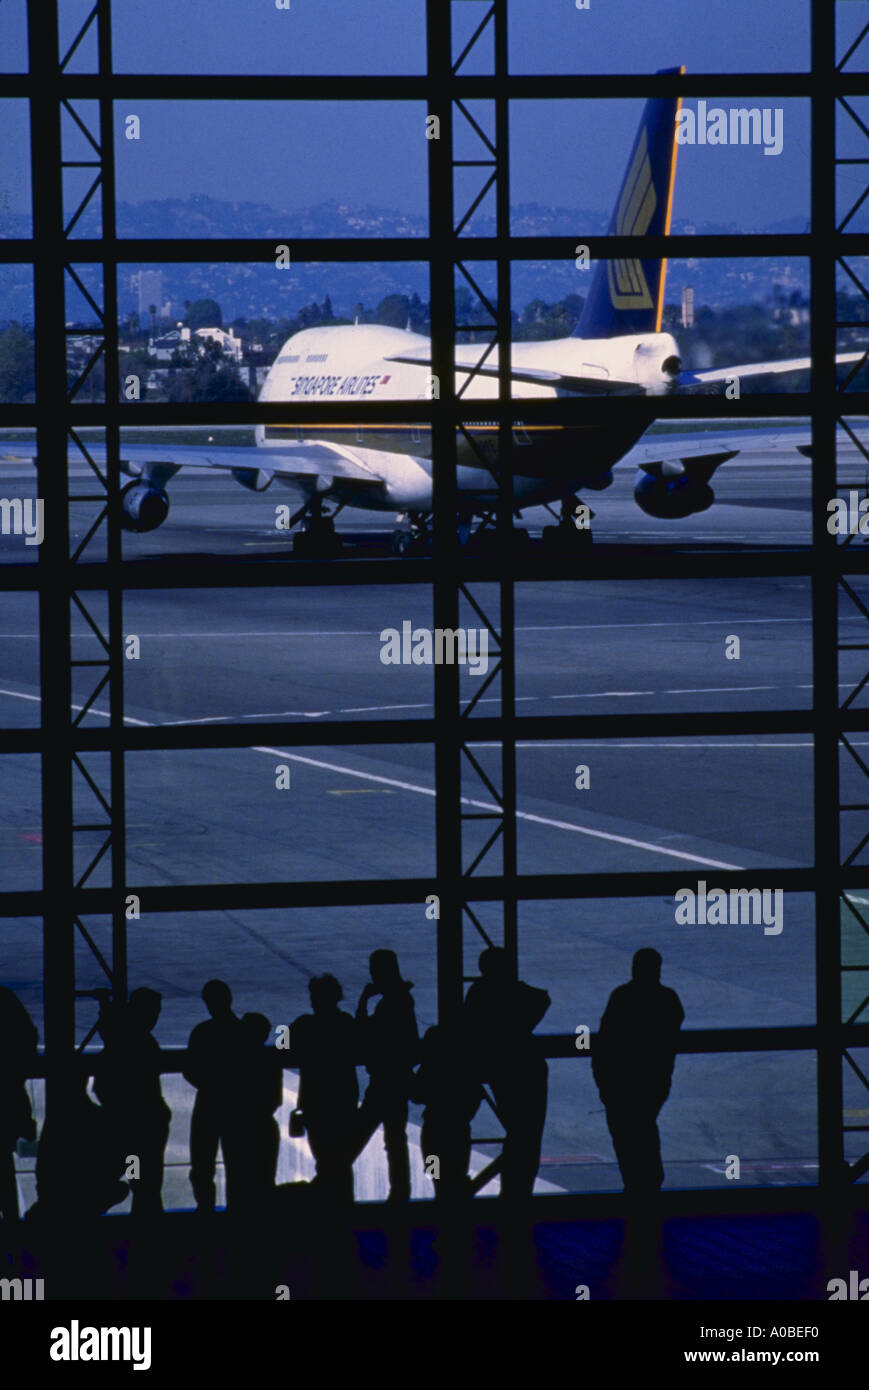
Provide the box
[607,127,657,311]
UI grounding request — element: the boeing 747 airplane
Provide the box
[6,69,863,556]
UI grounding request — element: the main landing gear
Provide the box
[390,510,536,556]
[390,511,432,556]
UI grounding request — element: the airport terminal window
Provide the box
[534,1052,818,1193]
[1,0,867,1225]
[0,593,39,716]
[518,895,815,1033]
[515,738,815,874]
[514,578,816,713]
[111,104,429,238]
[508,0,812,75]
[0,757,41,893]
[120,587,438,723]
[111,0,429,77]
[124,745,437,886]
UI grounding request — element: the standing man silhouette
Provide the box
[291,975,359,1202]
[223,1011,282,1214]
[353,950,419,1203]
[413,1014,482,1201]
[463,947,550,1202]
[94,987,171,1216]
[592,948,684,1197]
[182,979,241,1211]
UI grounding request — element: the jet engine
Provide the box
[633,448,738,519]
[120,480,170,532]
[633,469,714,519]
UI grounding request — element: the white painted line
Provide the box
[162,714,233,725]
[665,685,777,694]
[483,741,816,750]
[513,618,822,632]
[0,614,850,643]
[0,687,150,725]
[75,707,152,726]
[552,691,655,699]
[161,711,325,725]
[339,703,431,713]
[254,746,745,871]
[475,696,537,704]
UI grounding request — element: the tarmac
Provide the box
[1,437,867,1200]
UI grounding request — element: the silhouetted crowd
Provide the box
[0,946,683,1220]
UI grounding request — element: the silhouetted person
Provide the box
[183,979,241,1211]
[291,975,358,1202]
[592,948,684,1197]
[464,948,550,1202]
[413,1016,482,1201]
[0,987,38,1222]
[223,1011,282,1214]
[93,987,171,1216]
[353,950,419,1203]
[32,1064,127,1221]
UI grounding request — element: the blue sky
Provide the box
[0,0,864,232]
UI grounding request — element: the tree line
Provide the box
[0,286,856,404]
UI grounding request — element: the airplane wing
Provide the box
[621,420,869,486]
[0,438,389,506]
[678,351,867,391]
[624,423,812,467]
[383,347,632,395]
[385,346,869,396]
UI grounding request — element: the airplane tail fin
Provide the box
[573,67,683,340]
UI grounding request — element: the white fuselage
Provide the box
[254,322,681,512]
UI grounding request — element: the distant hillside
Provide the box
[0,195,809,326]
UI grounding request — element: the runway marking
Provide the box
[4,614,855,641]
[665,685,777,694]
[0,684,861,721]
[338,703,430,713]
[0,615,865,642]
[71,706,151,726]
[252,745,745,870]
[161,710,330,724]
[514,617,822,632]
[327,788,395,795]
[476,695,539,703]
[0,686,152,727]
[552,690,655,699]
[481,741,816,750]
